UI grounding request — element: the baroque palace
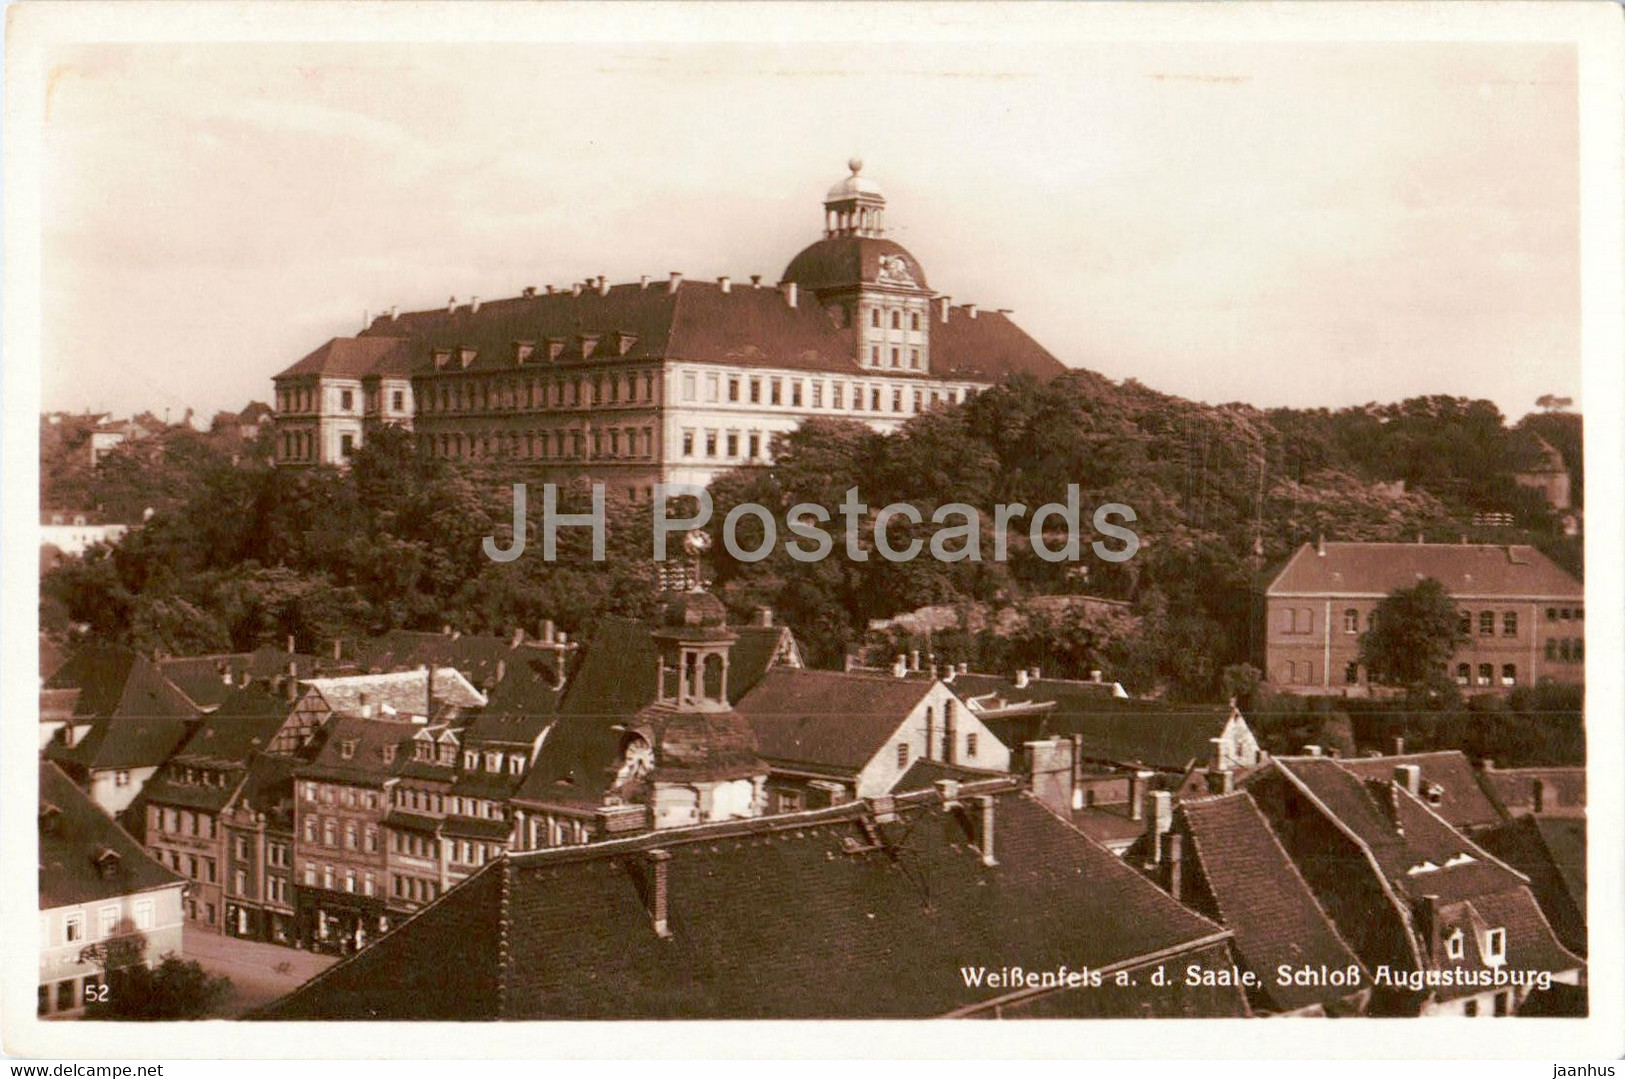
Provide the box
[271,161,1066,496]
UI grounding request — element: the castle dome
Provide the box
[781,235,928,294]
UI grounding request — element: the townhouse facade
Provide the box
[1264,540,1584,695]
[270,162,1067,489]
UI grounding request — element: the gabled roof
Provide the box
[157,650,321,710]
[167,684,294,764]
[1270,758,1523,904]
[352,279,1066,383]
[1337,751,1506,831]
[40,761,183,910]
[258,781,1238,1020]
[1476,816,1586,955]
[1179,792,1368,1014]
[44,646,198,721]
[1265,542,1581,599]
[352,630,560,694]
[273,336,415,381]
[461,651,563,746]
[45,714,196,773]
[888,757,1002,795]
[734,668,932,772]
[296,715,412,786]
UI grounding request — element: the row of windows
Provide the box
[154,847,217,883]
[1546,638,1585,663]
[424,372,656,415]
[302,782,382,810]
[870,306,924,333]
[303,862,378,896]
[863,345,924,371]
[1547,606,1583,622]
[1314,606,1581,639]
[523,814,593,850]
[184,898,216,926]
[393,874,440,904]
[52,901,154,946]
[426,425,653,463]
[391,788,508,820]
[150,805,215,840]
[685,371,968,413]
[301,815,381,853]
[1453,663,1521,687]
[682,428,771,462]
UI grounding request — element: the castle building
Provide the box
[270,162,1067,494]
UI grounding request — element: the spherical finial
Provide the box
[848,157,863,175]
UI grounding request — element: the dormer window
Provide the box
[546,338,565,362]
[94,848,121,881]
[579,334,599,358]
[433,348,451,370]
[382,745,397,764]
[485,751,502,774]
[458,347,477,369]
[464,750,479,770]
[616,332,637,356]
[339,739,357,760]
[1446,928,1464,960]
[514,341,536,365]
[414,740,432,762]
[1484,928,1506,965]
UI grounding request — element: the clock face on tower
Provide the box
[876,253,916,285]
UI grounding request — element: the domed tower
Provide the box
[782,160,935,375]
[637,590,766,828]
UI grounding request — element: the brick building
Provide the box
[1263,540,1584,695]
[270,162,1067,488]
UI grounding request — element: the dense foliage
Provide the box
[44,376,1579,709]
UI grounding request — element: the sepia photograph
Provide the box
[4,0,1621,1063]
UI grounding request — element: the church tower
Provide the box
[781,160,935,375]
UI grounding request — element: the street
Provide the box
[181,928,339,1017]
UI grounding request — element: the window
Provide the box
[1484,927,1506,964]
[1545,639,1558,661]
[910,348,921,369]
[1477,663,1493,687]
[812,382,823,408]
[115,770,130,788]
[749,378,761,404]
[364,872,375,898]
[705,431,718,457]
[896,743,910,769]
[323,819,336,847]
[133,899,153,931]
[365,827,378,853]
[1501,664,1517,687]
[64,913,84,943]
[728,377,740,402]
[98,906,118,939]
[682,373,697,402]
[726,432,739,457]
[747,433,760,459]
[1559,607,1572,620]
[1502,611,1517,637]
[705,373,720,403]
[392,390,404,411]
[871,308,881,328]
[791,381,803,407]
[233,869,248,897]
[1478,611,1494,636]
[1345,662,1360,685]
[871,388,881,411]
[187,855,199,879]
[890,348,900,368]
[344,869,356,894]
[341,390,354,411]
[891,309,901,330]
[340,434,354,458]
[1344,609,1360,634]
[833,384,844,409]
[322,865,334,889]
[345,822,358,850]
[303,817,317,843]
[1458,610,1472,635]
[303,863,316,887]
[911,312,921,331]
[892,388,903,412]
[1455,663,1471,686]
[235,836,249,860]
[682,430,695,457]
[966,733,978,759]
[770,379,782,406]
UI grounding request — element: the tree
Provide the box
[86,953,231,1020]
[1357,577,1468,692]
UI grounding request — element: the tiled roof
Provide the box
[168,685,293,764]
[888,758,1002,795]
[273,336,415,380]
[1271,758,1524,904]
[44,646,198,721]
[258,782,1240,1020]
[1337,752,1506,831]
[40,688,83,723]
[461,651,562,746]
[734,669,931,772]
[157,650,321,710]
[46,715,196,773]
[302,667,486,719]
[782,235,931,291]
[352,630,561,694]
[353,278,1066,383]
[1477,816,1586,955]
[296,715,412,786]
[40,761,183,910]
[1265,542,1582,599]
[1179,792,1368,1013]
[946,673,1236,772]
[1065,803,1147,848]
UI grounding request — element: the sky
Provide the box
[40,38,1580,424]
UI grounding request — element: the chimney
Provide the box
[958,662,969,675]
[667,272,683,294]
[447,296,457,314]
[1392,734,1405,756]
[639,274,650,290]
[1209,736,1225,773]
[1303,744,1323,757]
[892,655,908,678]
[1394,763,1422,796]
[359,692,374,720]
[546,285,556,295]
[646,849,672,939]
[1145,790,1173,865]
[781,282,798,308]
[495,658,507,685]
[718,276,731,294]
[755,606,773,628]
[333,638,342,662]
[541,618,555,644]
[965,303,978,319]
[424,663,435,716]
[750,275,762,288]
[1416,894,1440,958]
[570,282,583,297]
[596,275,608,296]
[942,666,955,684]
[934,779,961,807]
[908,649,920,672]
[284,666,298,703]
[511,626,525,648]
[1417,531,1425,545]
[972,794,997,866]
[220,664,233,686]
[1090,669,1102,684]
[470,296,481,313]
[1029,666,1041,681]
[938,295,951,323]
[1129,770,1154,821]
[1317,534,1326,556]
[844,654,857,673]
[1014,669,1030,689]
[388,305,398,319]
[287,634,296,654]
[1167,832,1184,901]
[521,287,535,298]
